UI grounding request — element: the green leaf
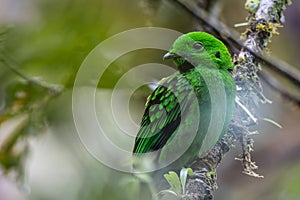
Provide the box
[163,171,182,196]
[180,168,193,194]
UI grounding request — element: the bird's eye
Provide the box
[193,43,203,50]
[215,51,221,58]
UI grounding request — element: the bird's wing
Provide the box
[133,74,195,154]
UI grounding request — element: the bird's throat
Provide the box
[178,61,195,73]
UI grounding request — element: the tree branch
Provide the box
[180,129,236,200]
[0,56,64,96]
[169,0,292,199]
[0,29,63,96]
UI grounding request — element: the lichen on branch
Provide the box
[165,0,292,199]
[233,0,291,178]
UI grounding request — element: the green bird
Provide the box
[133,32,236,171]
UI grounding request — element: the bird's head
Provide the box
[163,32,233,72]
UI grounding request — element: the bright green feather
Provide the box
[133,32,236,169]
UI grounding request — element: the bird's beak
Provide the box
[163,52,178,60]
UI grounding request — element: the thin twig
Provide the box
[0,55,64,96]
[0,28,63,95]
[259,70,300,103]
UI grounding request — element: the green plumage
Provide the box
[133,32,236,169]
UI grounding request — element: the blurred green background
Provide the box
[0,0,300,200]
